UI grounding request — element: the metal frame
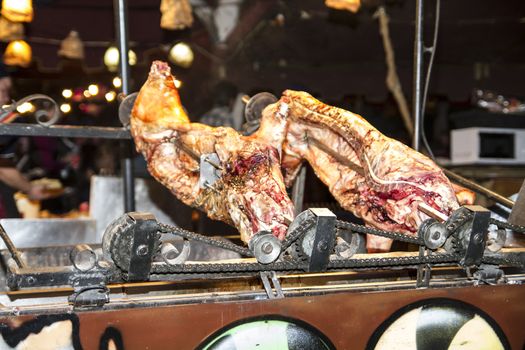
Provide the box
[0,0,136,211]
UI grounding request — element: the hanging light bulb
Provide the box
[62,89,73,99]
[169,42,194,68]
[58,31,84,60]
[112,77,122,88]
[104,46,137,71]
[60,103,71,114]
[4,40,32,67]
[1,0,33,23]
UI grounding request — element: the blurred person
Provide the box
[0,64,49,217]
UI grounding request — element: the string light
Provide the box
[104,46,137,71]
[62,89,73,99]
[60,103,71,113]
[16,102,34,114]
[169,42,194,68]
[112,77,122,88]
[88,84,99,96]
[105,91,116,102]
[174,79,182,89]
[83,90,91,98]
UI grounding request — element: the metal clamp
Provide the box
[260,271,284,299]
[462,205,491,266]
[304,208,337,272]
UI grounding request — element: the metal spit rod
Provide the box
[114,0,136,212]
[412,0,424,151]
[443,168,514,209]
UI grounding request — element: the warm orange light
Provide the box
[325,0,360,13]
[1,0,33,23]
[4,40,32,67]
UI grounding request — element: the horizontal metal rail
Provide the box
[0,123,131,139]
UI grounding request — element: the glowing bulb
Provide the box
[112,77,122,88]
[60,103,71,114]
[88,84,99,96]
[105,91,116,102]
[16,102,34,114]
[174,79,182,89]
[104,46,137,70]
[169,42,194,68]
[1,0,33,22]
[4,40,32,67]
[62,89,73,99]
[83,90,91,98]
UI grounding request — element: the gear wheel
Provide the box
[102,213,160,271]
[443,209,472,254]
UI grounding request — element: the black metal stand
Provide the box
[412,0,424,151]
[114,0,136,212]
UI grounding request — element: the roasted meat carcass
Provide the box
[257,90,466,251]
[131,61,294,244]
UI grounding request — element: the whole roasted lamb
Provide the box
[131,61,294,244]
[256,90,471,251]
[132,61,470,253]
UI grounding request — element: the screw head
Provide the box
[136,244,149,256]
[317,240,328,251]
[261,242,273,254]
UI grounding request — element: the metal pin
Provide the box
[204,181,220,194]
[418,202,449,222]
[204,157,223,170]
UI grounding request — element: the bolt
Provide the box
[261,242,273,254]
[317,240,328,251]
[26,276,35,285]
[431,231,441,241]
[136,244,149,256]
[473,233,482,244]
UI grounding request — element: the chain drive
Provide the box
[112,210,523,276]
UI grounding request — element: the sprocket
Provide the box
[102,213,160,271]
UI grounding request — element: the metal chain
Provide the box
[150,252,465,274]
[282,217,316,250]
[335,220,424,245]
[158,223,253,257]
[130,211,523,276]
[488,218,525,233]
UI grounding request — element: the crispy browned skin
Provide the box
[131,62,294,243]
[258,90,462,251]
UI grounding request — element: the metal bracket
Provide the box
[127,213,158,281]
[68,285,109,309]
[68,270,110,309]
[471,264,505,285]
[308,208,337,272]
[199,153,222,190]
[462,205,491,266]
[260,271,284,299]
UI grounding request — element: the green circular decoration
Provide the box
[200,317,334,350]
